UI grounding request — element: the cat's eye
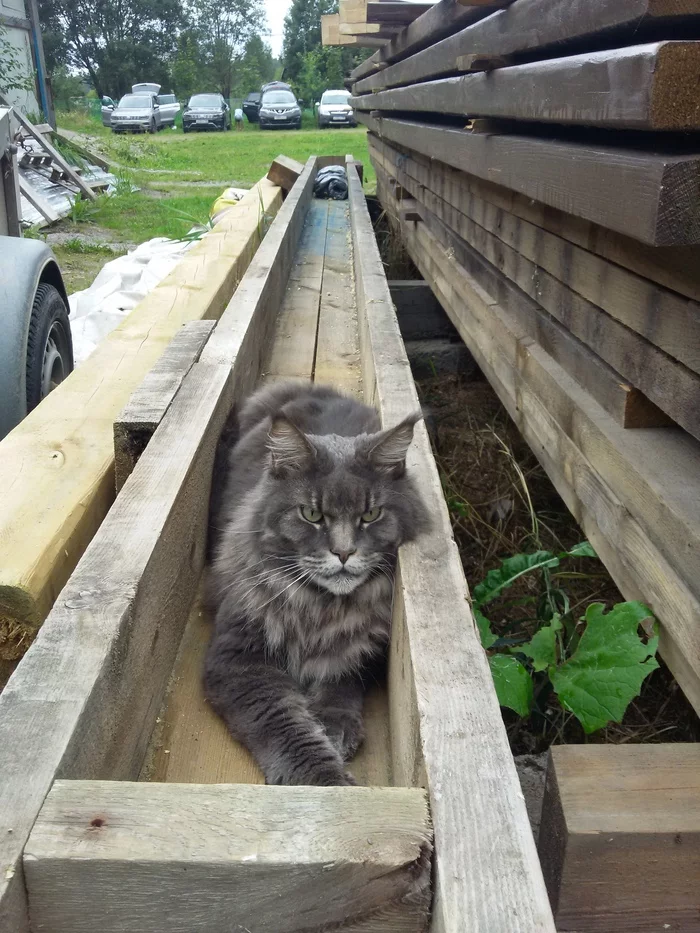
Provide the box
[300,506,324,523]
[361,507,382,523]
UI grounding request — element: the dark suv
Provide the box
[258,86,302,130]
[243,91,261,123]
[183,93,231,132]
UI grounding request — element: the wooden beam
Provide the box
[386,197,700,716]
[346,155,556,933]
[353,0,700,92]
[374,154,672,429]
[398,197,423,222]
[114,321,215,491]
[18,175,59,223]
[340,21,402,36]
[267,153,305,191]
[368,132,700,302]
[353,42,700,130]
[371,148,700,435]
[53,128,111,170]
[348,0,511,81]
[367,2,434,25]
[355,112,700,245]
[25,782,432,933]
[0,179,282,666]
[539,745,700,931]
[13,110,97,201]
[0,164,316,933]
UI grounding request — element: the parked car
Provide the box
[100,96,116,126]
[242,91,261,123]
[110,93,163,133]
[317,89,356,128]
[156,93,180,127]
[258,87,302,130]
[182,93,231,132]
[132,82,161,96]
[1,106,73,439]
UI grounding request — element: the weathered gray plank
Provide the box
[25,781,432,933]
[353,42,700,130]
[353,0,700,92]
[356,112,700,245]
[114,321,215,491]
[347,155,556,933]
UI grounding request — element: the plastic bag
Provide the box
[314,166,348,200]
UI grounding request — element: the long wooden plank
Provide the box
[315,199,363,396]
[0,178,282,666]
[372,148,700,436]
[114,320,216,491]
[14,109,97,201]
[368,2,434,25]
[25,782,432,933]
[356,112,700,245]
[354,0,700,92]
[369,132,700,302]
[386,196,700,716]
[539,745,700,931]
[354,42,700,130]
[18,174,59,222]
[0,167,314,933]
[371,135,700,369]
[347,156,556,933]
[373,150,671,429]
[348,0,511,80]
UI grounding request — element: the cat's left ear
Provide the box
[366,413,421,476]
[267,417,316,475]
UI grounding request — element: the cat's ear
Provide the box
[267,417,316,474]
[366,413,421,476]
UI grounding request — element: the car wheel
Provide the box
[25,284,74,414]
[149,120,156,134]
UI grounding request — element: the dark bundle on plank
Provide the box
[352,4,700,924]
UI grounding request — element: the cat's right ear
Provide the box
[267,417,316,475]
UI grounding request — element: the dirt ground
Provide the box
[417,372,700,754]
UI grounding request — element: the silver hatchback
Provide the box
[110,94,163,134]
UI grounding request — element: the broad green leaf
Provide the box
[489,654,534,717]
[518,615,563,672]
[564,541,597,559]
[550,602,658,734]
[475,608,497,649]
[473,551,560,607]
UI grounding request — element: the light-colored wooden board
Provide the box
[0,178,282,664]
[348,156,556,933]
[114,320,216,491]
[388,199,700,716]
[315,199,363,396]
[265,198,329,379]
[539,745,700,931]
[25,781,432,933]
[0,168,316,932]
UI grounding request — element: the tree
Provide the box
[282,0,336,85]
[232,35,275,98]
[195,0,266,99]
[296,46,344,104]
[37,0,185,99]
[171,29,204,98]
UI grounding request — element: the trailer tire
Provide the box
[25,284,74,413]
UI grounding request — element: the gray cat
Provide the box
[204,380,430,785]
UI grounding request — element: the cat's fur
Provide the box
[204,381,430,785]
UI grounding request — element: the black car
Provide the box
[242,91,261,123]
[258,87,302,130]
[182,93,231,132]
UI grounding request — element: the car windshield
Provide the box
[118,95,152,110]
[157,94,176,104]
[263,91,295,105]
[189,94,221,108]
[322,93,350,105]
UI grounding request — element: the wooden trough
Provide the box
[0,157,554,932]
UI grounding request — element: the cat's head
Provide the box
[258,414,430,595]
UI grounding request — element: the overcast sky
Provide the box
[264,0,291,58]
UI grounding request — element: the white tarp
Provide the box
[68,236,196,365]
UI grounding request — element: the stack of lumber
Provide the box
[349,0,700,722]
[322,0,435,48]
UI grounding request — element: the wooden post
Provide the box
[267,154,305,192]
[539,745,700,931]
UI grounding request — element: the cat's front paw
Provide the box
[321,709,365,762]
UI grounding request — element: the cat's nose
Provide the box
[333,548,356,565]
